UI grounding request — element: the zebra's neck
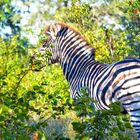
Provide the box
[61,49,94,81]
[57,29,95,82]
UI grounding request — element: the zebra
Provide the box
[34,22,140,138]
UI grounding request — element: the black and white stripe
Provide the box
[38,23,140,138]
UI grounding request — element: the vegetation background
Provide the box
[0,0,140,139]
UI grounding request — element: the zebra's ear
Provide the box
[51,23,61,37]
[47,24,57,40]
[45,23,61,40]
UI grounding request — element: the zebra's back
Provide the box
[94,58,140,109]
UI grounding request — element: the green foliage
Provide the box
[0,35,72,139]
[0,36,31,138]
[71,93,136,140]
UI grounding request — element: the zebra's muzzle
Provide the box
[30,54,46,71]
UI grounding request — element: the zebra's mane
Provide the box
[45,22,95,57]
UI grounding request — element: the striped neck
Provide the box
[56,28,95,82]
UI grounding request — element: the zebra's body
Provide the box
[38,23,140,138]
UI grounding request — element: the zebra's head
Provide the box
[37,23,68,65]
[31,23,68,70]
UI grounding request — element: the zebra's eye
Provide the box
[42,44,46,48]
